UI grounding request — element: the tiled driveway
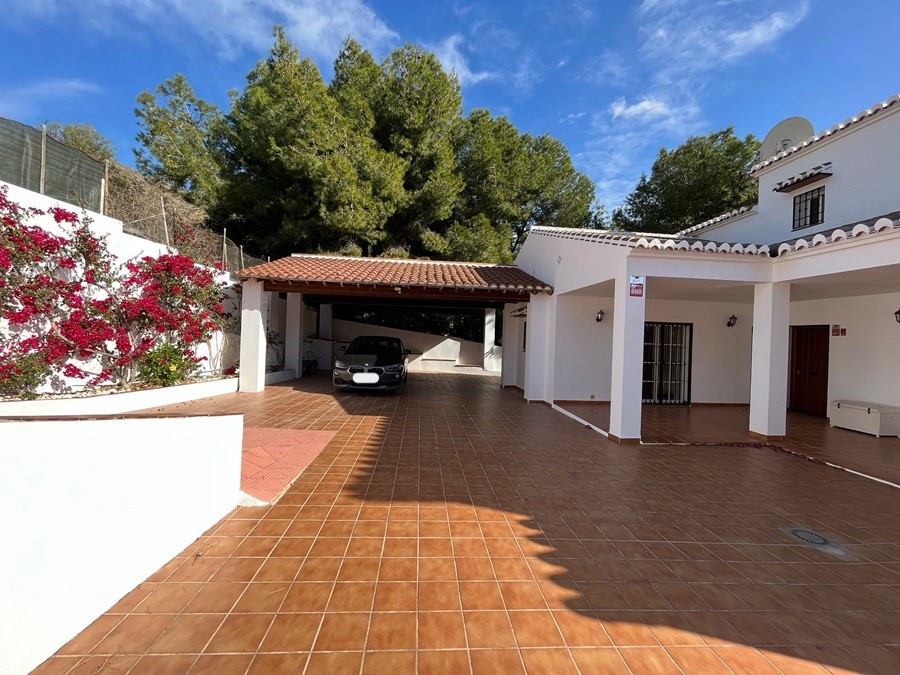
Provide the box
[36,374,900,674]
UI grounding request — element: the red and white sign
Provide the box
[629,275,645,298]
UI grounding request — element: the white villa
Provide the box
[508,94,900,442]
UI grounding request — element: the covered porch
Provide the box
[557,402,900,486]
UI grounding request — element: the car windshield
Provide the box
[346,337,403,355]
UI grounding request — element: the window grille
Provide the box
[793,186,825,230]
[642,322,692,404]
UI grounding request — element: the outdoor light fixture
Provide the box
[895,307,900,323]
[726,314,738,328]
[596,309,605,323]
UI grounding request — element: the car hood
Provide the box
[338,353,403,367]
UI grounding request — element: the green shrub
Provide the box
[138,343,200,387]
[0,353,51,399]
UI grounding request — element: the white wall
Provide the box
[791,291,900,407]
[0,415,243,675]
[701,106,900,244]
[551,295,753,404]
[332,319,484,371]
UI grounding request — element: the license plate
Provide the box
[352,373,380,384]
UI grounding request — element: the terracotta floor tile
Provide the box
[313,611,370,651]
[470,649,525,674]
[464,611,517,648]
[30,656,81,675]
[259,613,321,652]
[418,557,458,582]
[132,582,201,614]
[518,647,579,674]
[184,582,247,614]
[378,557,417,582]
[362,650,417,673]
[499,582,550,610]
[204,613,273,653]
[247,653,310,673]
[56,614,122,655]
[552,610,613,647]
[229,581,288,613]
[211,557,264,583]
[508,611,566,648]
[712,645,782,674]
[460,581,506,611]
[327,581,376,612]
[67,655,139,675]
[280,581,333,613]
[130,654,198,674]
[305,651,363,672]
[666,645,734,673]
[600,614,663,647]
[569,647,631,673]
[419,649,471,674]
[418,612,468,649]
[418,581,462,610]
[189,654,254,674]
[374,582,419,612]
[146,614,222,654]
[91,614,174,655]
[367,612,417,650]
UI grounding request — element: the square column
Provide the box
[609,274,646,442]
[501,304,521,386]
[239,280,267,393]
[284,292,305,378]
[749,282,791,439]
[524,293,556,403]
[483,308,500,372]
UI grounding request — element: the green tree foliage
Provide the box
[135,28,598,262]
[45,122,116,161]
[135,74,224,207]
[612,127,760,234]
[214,28,405,258]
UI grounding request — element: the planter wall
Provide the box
[265,369,297,385]
[0,376,238,417]
[0,414,243,674]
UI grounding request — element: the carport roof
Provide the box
[237,253,553,299]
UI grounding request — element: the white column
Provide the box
[483,308,500,372]
[284,292,304,378]
[608,274,646,442]
[524,293,556,403]
[749,282,791,439]
[239,280,267,393]
[319,304,333,340]
[501,304,520,386]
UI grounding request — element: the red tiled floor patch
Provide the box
[241,427,335,503]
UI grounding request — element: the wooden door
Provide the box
[789,325,830,417]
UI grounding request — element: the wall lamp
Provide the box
[726,314,738,328]
[595,309,605,323]
[894,307,900,323]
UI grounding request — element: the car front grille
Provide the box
[349,366,384,375]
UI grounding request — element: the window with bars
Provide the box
[793,186,825,230]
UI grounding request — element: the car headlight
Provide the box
[334,360,349,370]
[384,363,403,372]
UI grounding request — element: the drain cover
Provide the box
[787,528,831,546]
[782,526,849,557]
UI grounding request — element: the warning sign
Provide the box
[629,275,645,298]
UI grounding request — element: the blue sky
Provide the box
[1,1,897,211]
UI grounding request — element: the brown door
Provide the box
[789,325,830,417]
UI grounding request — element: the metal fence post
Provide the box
[160,196,169,246]
[39,124,47,195]
[100,160,109,215]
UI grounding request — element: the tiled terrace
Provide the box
[559,402,900,486]
[36,373,900,674]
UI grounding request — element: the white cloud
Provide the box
[610,97,670,121]
[510,52,541,95]
[3,0,399,61]
[431,34,494,86]
[558,111,586,124]
[723,6,810,60]
[0,78,102,117]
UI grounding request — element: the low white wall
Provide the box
[0,377,237,417]
[0,415,243,675]
[332,319,484,371]
[791,291,900,407]
[552,295,753,404]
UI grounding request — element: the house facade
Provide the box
[509,94,900,442]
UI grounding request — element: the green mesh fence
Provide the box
[0,117,105,212]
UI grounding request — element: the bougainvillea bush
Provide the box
[0,185,230,398]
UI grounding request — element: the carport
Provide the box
[235,254,553,393]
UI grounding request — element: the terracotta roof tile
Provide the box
[237,254,553,294]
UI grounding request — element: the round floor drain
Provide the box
[787,528,831,546]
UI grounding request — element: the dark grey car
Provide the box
[332,336,410,394]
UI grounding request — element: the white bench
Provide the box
[829,400,900,437]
